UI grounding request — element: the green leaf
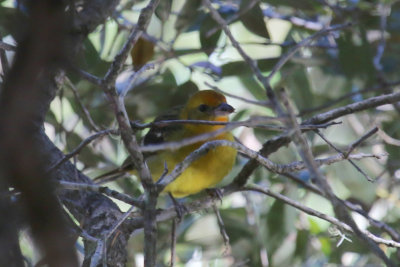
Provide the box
[240,0,269,39]
[75,39,110,78]
[231,109,249,122]
[220,208,253,244]
[174,0,202,33]
[155,0,172,22]
[199,14,222,55]
[124,70,199,120]
[238,76,266,101]
[319,237,332,256]
[266,199,286,252]
[337,28,375,83]
[284,66,314,111]
[221,57,283,102]
[294,230,309,258]
[0,7,22,37]
[262,0,321,12]
[176,80,199,94]
[66,132,102,166]
[308,218,321,234]
[387,2,400,34]
[222,58,280,76]
[382,121,400,175]
[171,80,199,107]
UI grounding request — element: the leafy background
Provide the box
[1,0,400,266]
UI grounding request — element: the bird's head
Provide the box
[181,90,235,121]
[180,90,234,134]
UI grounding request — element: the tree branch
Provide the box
[279,89,395,266]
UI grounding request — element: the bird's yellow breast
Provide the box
[147,132,236,198]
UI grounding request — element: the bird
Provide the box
[95,90,237,198]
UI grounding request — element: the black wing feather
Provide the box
[143,106,183,145]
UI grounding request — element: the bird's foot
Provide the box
[206,188,224,203]
[169,193,187,221]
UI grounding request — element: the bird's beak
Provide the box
[213,103,235,116]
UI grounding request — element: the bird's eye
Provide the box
[198,104,208,112]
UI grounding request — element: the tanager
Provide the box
[97,90,237,198]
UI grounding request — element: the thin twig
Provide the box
[301,121,342,130]
[89,238,105,267]
[205,82,271,107]
[279,89,395,266]
[139,120,338,154]
[0,40,16,51]
[265,23,351,85]
[315,130,374,182]
[132,116,285,129]
[203,0,283,114]
[378,128,400,146]
[156,139,386,191]
[56,181,143,208]
[263,9,325,31]
[0,34,10,75]
[282,170,400,244]
[345,126,379,157]
[124,178,400,251]
[106,205,136,240]
[212,204,231,254]
[119,63,156,98]
[75,68,103,86]
[48,129,117,172]
[102,236,107,267]
[230,80,400,191]
[99,1,161,267]
[305,90,400,125]
[131,117,340,132]
[205,0,261,38]
[242,185,400,248]
[65,77,101,132]
[169,219,179,267]
[298,80,400,116]
[102,1,160,85]
[373,4,389,76]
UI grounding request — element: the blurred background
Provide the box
[1,0,400,266]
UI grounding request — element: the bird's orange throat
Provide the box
[184,115,229,136]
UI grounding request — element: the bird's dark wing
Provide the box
[143,106,183,146]
[93,106,184,184]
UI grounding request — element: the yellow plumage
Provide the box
[96,90,237,198]
[147,128,235,198]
